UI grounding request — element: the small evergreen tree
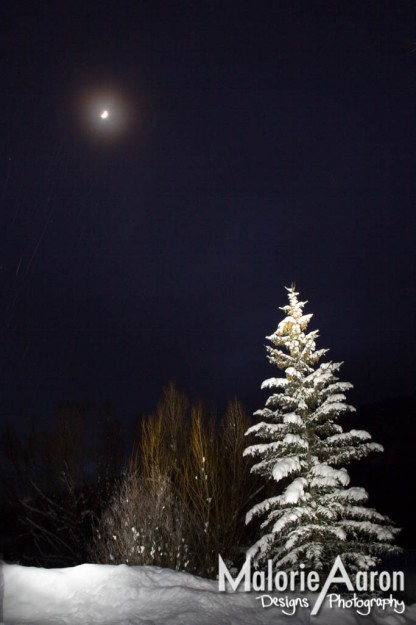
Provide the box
[244,286,400,574]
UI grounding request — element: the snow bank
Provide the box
[2,562,416,625]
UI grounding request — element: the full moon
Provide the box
[100,110,109,119]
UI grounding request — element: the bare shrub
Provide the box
[92,383,256,577]
[91,469,190,570]
[20,470,97,566]
[2,403,123,566]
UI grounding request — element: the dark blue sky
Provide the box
[1,1,416,422]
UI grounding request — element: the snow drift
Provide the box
[2,561,416,625]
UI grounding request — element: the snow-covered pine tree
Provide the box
[244,286,400,575]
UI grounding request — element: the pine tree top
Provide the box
[266,285,328,372]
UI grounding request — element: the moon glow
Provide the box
[72,80,140,142]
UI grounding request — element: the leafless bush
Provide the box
[91,470,191,570]
[1,403,123,566]
[20,470,98,566]
[92,384,256,577]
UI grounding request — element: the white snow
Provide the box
[279,477,307,504]
[283,413,303,426]
[260,377,287,390]
[272,456,301,482]
[2,561,416,625]
[310,464,350,488]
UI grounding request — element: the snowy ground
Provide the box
[2,562,416,625]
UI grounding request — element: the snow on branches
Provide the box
[244,286,400,574]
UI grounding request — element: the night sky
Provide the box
[1,1,416,424]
